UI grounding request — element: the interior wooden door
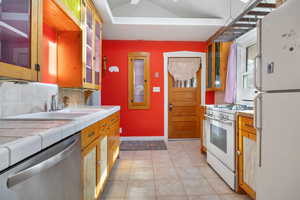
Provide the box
[168,58,202,139]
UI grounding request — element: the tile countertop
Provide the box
[0,106,120,172]
[237,110,254,118]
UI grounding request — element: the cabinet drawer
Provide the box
[239,116,255,134]
[81,124,99,149]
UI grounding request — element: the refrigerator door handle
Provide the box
[254,55,261,91]
[254,93,262,129]
[254,20,262,91]
[254,93,263,167]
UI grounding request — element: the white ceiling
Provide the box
[93,0,264,41]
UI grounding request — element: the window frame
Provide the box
[128,52,150,110]
[236,29,257,105]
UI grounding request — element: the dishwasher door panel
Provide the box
[0,134,81,200]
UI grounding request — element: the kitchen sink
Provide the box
[3,112,91,121]
[59,108,108,113]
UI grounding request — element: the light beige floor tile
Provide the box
[188,195,221,200]
[219,194,252,200]
[152,151,170,160]
[154,167,179,180]
[132,160,153,168]
[182,179,216,196]
[133,151,152,160]
[157,195,189,200]
[155,179,186,196]
[176,167,204,179]
[126,180,156,198]
[102,181,128,199]
[119,151,135,160]
[206,178,234,194]
[152,159,174,168]
[109,168,131,181]
[129,167,154,180]
[199,166,219,178]
[125,197,156,200]
[171,157,193,167]
[101,198,124,200]
[113,160,133,169]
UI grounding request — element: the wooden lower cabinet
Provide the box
[82,139,98,200]
[237,115,256,200]
[81,112,120,200]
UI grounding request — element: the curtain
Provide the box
[224,43,238,104]
[168,57,201,82]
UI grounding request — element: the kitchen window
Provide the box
[128,52,150,110]
[236,29,257,104]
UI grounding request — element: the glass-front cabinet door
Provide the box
[214,42,221,89]
[85,4,93,85]
[206,43,213,90]
[0,0,39,81]
[94,18,101,88]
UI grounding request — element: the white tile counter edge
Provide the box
[0,106,120,171]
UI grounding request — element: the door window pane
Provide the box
[0,0,31,68]
[133,59,145,103]
[210,124,227,153]
[173,77,197,88]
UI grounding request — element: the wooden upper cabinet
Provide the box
[82,0,102,90]
[0,0,41,81]
[206,42,232,91]
[42,0,102,89]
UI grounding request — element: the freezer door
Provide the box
[260,0,300,91]
[257,92,300,200]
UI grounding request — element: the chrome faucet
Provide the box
[50,94,57,112]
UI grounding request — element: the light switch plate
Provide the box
[153,87,160,92]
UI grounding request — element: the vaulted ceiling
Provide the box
[93,0,275,41]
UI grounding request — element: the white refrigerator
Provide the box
[255,0,300,199]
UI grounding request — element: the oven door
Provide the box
[207,119,235,171]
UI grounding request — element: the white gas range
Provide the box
[204,104,253,191]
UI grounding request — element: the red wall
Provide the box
[102,40,214,138]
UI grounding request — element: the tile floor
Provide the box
[101,140,252,200]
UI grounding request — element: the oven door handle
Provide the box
[204,115,232,125]
[7,138,79,189]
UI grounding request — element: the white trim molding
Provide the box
[163,51,207,143]
[120,136,165,141]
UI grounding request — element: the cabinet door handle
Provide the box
[88,132,95,138]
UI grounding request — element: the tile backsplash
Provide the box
[0,82,58,118]
[0,82,100,118]
[58,88,85,107]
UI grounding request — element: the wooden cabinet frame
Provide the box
[0,0,42,81]
[128,52,150,110]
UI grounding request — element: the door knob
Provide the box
[169,104,173,111]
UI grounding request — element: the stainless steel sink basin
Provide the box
[59,108,107,113]
[3,112,91,121]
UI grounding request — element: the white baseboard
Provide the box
[120,136,165,141]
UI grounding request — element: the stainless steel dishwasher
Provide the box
[0,133,81,200]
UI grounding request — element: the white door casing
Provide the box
[163,51,207,142]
